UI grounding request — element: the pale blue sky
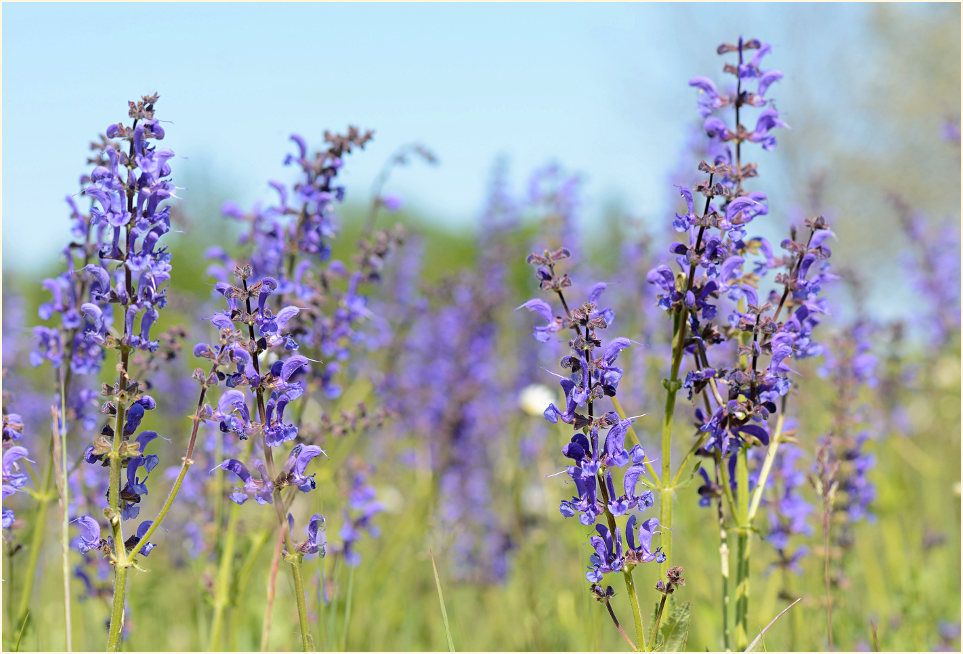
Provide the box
[0,3,946,275]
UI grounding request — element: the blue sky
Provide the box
[0,2,931,272]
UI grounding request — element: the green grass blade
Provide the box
[745,597,801,652]
[429,548,455,652]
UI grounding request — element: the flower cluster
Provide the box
[73,514,156,558]
[200,265,323,506]
[206,130,403,582]
[522,248,663,585]
[68,95,176,562]
[223,127,373,282]
[216,127,400,401]
[647,38,834,456]
[82,93,175,354]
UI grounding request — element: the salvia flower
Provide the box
[296,513,326,556]
[2,440,31,530]
[649,39,833,459]
[522,248,663,590]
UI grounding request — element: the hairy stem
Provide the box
[650,594,668,649]
[658,303,685,575]
[242,277,311,651]
[291,553,314,651]
[733,447,751,650]
[622,568,647,651]
[105,348,130,651]
[715,458,732,651]
[106,565,129,652]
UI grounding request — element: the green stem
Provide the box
[290,554,314,651]
[747,412,785,523]
[209,501,242,651]
[15,454,54,630]
[54,393,72,651]
[622,567,647,652]
[716,461,738,523]
[734,530,752,650]
[260,529,285,651]
[733,447,751,650]
[105,370,129,648]
[106,564,129,652]
[658,304,688,575]
[650,594,667,649]
[715,458,732,652]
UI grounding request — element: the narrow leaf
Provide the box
[429,548,455,652]
[745,597,802,652]
[14,611,29,652]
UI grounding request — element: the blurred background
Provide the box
[4,3,959,316]
[2,2,960,652]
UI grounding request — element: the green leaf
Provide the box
[660,601,691,652]
[429,548,456,652]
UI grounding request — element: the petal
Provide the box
[216,458,252,484]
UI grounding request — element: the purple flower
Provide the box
[72,516,103,553]
[2,444,31,529]
[523,250,662,588]
[297,513,326,556]
[216,458,275,505]
[586,524,625,582]
[625,515,665,564]
[516,299,562,343]
[279,444,326,492]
